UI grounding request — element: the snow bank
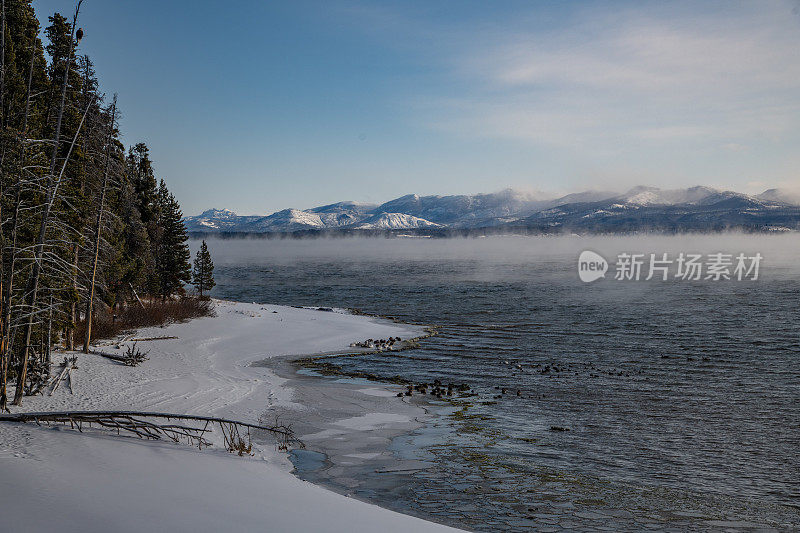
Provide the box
[0,301,461,532]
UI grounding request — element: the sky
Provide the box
[33,0,800,215]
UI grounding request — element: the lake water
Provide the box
[194,234,800,531]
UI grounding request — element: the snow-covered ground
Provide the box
[0,300,462,532]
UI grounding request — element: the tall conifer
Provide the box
[192,240,215,298]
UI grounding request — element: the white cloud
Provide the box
[334,0,800,192]
[428,1,800,150]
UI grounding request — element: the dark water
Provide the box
[196,235,800,530]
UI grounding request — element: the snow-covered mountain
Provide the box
[619,186,722,206]
[183,208,261,231]
[373,189,551,227]
[308,201,377,215]
[526,187,799,231]
[308,201,377,228]
[757,188,800,206]
[240,209,326,232]
[356,212,443,230]
[184,186,800,234]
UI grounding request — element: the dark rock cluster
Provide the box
[350,337,402,350]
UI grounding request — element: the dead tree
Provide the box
[82,96,116,353]
[46,293,53,368]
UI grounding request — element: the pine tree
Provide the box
[192,240,215,298]
[127,143,158,227]
[126,142,158,293]
[154,180,190,299]
[107,169,150,305]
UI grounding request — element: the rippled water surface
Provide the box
[195,234,800,530]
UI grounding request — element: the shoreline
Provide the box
[249,319,472,529]
[255,322,500,532]
[0,300,463,532]
[259,356,475,532]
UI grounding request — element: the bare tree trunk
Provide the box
[66,239,81,352]
[83,96,116,353]
[13,0,84,405]
[46,294,53,367]
[129,283,146,310]
[65,246,78,350]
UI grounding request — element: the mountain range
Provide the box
[184,186,800,234]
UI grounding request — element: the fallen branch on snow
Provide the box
[49,356,78,396]
[0,411,303,454]
[89,343,148,366]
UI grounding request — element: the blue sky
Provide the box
[33,1,800,215]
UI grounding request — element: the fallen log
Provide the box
[0,410,303,453]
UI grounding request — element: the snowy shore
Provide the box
[0,300,462,532]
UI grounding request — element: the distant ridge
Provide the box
[184,186,800,235]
